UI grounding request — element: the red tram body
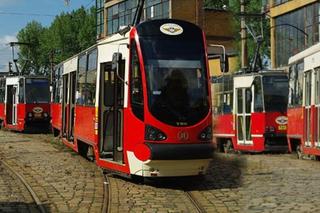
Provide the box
[287,43,320,158]
[212,71,289,152]
[51,19,215,177]
[0,76,50,131]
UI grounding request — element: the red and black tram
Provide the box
[287,43,320,159]
[0,76,50,132]
[212,71,289,153]
[51,19,218,177]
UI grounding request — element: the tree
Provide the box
[17,21,46,75]
[204,0,228,10]
[204,0,270,68]
[17,6,96,76]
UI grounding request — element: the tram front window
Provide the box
[140,37,209,126]
[263,75,288,112]
[25,79,50,104]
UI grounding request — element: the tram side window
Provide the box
[19,78,24,103]
[288,62,304,107]
[211,76,233,115]
[130,41,144,121]
[56,67,63,103]
[316,67,320,105]
[0,79,5,103]
[77,54,87,105]
[54,66,63,103]
[253,77,263,112]
[86,49,97,106]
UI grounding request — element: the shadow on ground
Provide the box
[0,202,50,213]
[113,152,247,191]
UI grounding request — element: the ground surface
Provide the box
[1,130,320,212]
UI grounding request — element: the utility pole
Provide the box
[240,0,248,69]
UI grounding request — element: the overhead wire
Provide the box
[0,11,55,17]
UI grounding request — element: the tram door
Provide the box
[304,71,312,147]
[62,71,76,141]
[236,87,253,145]
[6,85,18,125]
[99,62,124,163]
[314,68,320,147]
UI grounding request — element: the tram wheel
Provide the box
[296,145,302,159]
[223,140,233,153]
[53,128,60,137]
[87,145,95,162]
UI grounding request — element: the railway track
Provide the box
[0,160,47,213]
[102,173,111,213]
[184,190,206,213]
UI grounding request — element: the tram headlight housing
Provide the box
[199,126,212,141]
[145,125,167,141]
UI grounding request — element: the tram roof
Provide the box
[288,42,320,65]
[233,69,286,77]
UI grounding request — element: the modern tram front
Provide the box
[96,19,219,177]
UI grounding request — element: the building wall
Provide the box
[269,0,319,68]
[100,0,235,50]
[100,0,237,76]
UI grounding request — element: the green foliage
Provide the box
[17,6,96,76]
[203,0,228,10]
[204,0,270,67]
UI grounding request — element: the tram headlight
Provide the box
[28,112,33,118]
[199,126,212,141]
[43,112,48,118]
[145,125,167,141]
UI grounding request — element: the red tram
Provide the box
[51,19,218,177]
[212,71,289,153]
[287,43,320,159]
[0,76,50,131]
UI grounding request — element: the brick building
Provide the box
[266,0,320,68]
[96,0,237,75]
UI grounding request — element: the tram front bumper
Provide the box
[264,133,288,152]
[128,143,214,177]
[146,142,214,160]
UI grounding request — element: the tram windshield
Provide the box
[262,75,288,112]
[25,79,50,104]
[140,37,209,126]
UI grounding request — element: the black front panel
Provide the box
[137,19,209,127]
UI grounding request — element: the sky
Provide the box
[0,0,95,72]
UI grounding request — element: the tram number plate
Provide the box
[278,125,287,130]
[34,113,42,118]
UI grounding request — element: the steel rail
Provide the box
[102,173,111,213]
[1,160,47,213]
[184,190,206,213]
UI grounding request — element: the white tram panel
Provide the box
[97,32,130,108]
[63,56,78,74]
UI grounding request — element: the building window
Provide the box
[96,0,105,37]
[107,0,169,35]
[272,0,292,7]
[275,2,319,67]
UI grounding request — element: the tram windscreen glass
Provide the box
[25,79,50,103]
[263,76,288,112]
[140,37,209,126]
